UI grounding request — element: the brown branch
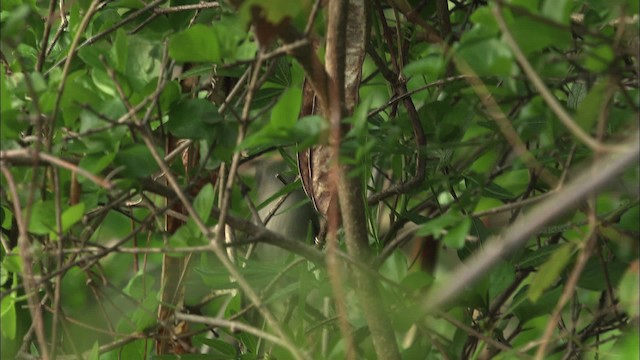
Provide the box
[0,149,114,189]
[327,1,402,359]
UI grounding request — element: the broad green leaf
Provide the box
[618,205,639,232]
[575,79,608,132]
[62,203,84,230]
[91,211,131,242]
[168,24,221,63]
[193,183,214,223]
[403,55,445,79]
[114,144,161,178]
[528,243,573,302]
[401,271,434,290]
[608,329,640,360]
[509,16,571,55]
[78,153,116,180]
[270,87,302,128]
[489,261,516,300]
[517,244,564,269]
[456,38,514,77]
[0,262,7,287]
[124,270,154,298]
[443,217,471,249]
[513,285,562,323]
[132,295,158,331]
[111,28,128,72]
[240,115,326,150]
[1,4,31,37]
[27,200,56,235]
[199,337,238,357]
[576,257,627,291]
[87,342,99,360]
[2,253,22,274]
[584,44,614,72]
[168,98,221,140]
[416,212,466,245]
[618,261,639,319]
[469,6,499,37]
[0,294,16,340]
[542,0,572,24]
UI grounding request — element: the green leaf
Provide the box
[542,0,572,24]
[270,87,302,128]
[509,16,571,55]
[114,144,161,178]
[443,217,471,249]
[456,38,514,77]
[111,28,128,72]
[576,257,627,291]
[401,271,434,290]
[528,243,573,302]
[87,342,99,360]
[489,261,516,300]
[240,115,326,150]
[403,55,445,79]
[469,6,499,37]
[416,212,469,248]
[584,44,614,72]
[124,270,154,299]
[619,205,639,232]
[618,261,639,319]
[574,79,608,132]
[2,253,22,274]
[78,153,116,181]
[27,200,56,235]
[0,294,16,340]
[50,203,85,240]
[193,183,214,223]
[168,24,221,63]
[517,244,564,269]
[168,98,221,140]
[132,295,158,331]
[513,285,562,323]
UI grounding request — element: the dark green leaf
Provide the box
[168,99,221,140]
[528,243,573,302]
[114,144,161,178]
[168,24,221,63]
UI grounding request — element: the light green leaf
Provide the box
[528,243,573,302]
[27,200,56,235]
[193,183,214,223]
[111,28,128,72]
[1,294,16,340]
[168,24,221,63]
[456,38,514,76]
[574,79,608,132]
[62,203,85,230]
[114,144,161,178]
[88,342,99,360]
[443,217,471,249]
[542,0,572,24]
[168,98,221,140]
[618,261,639,319]
[270,87,302,128]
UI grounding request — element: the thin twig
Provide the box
[0,149,113,189]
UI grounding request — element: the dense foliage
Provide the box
[1,0,638,359]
